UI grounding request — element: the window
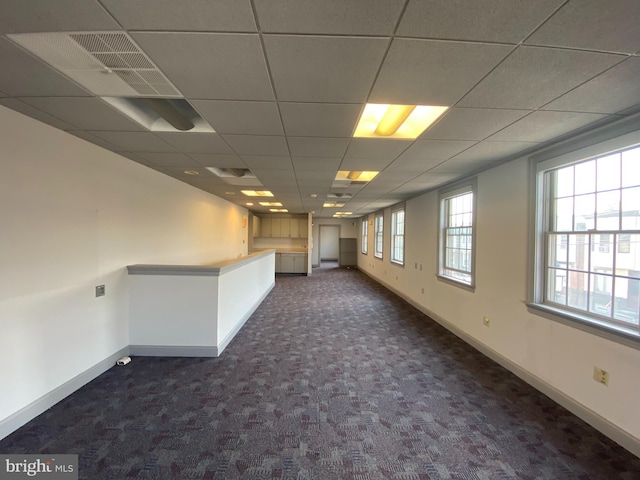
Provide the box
[391,207,405,265]
[533,139,640,338]
[361,218,368,254]
[374,213,384,259]
[438,180,476,287]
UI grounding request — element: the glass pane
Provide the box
[573,194,595,231]
[621,147,640,188]
[549,234,568,267]
[555,166,574,198]
[596,190,620,231]
[547,268,567,305]
[568,234,589,272]
[592,235,614,271]
[621,186,640,230]
[567,271,588,310]
[597,153,620,191]
[554,197,573,231]
[613,277,640,326]
[575,160,596,195]
[589,273,613,317]
[618,234,640,272]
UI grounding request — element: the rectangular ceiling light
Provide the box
[241,190,274,197]
[259,202,283,207]
[323,202,346,208]
[335,171,379,182]
[270,208,288,212]
[354,103,448,139]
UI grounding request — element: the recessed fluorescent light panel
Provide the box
[323,202,345,208]
[354,104,448,139]
[241,190,274,197]
[335,171,379,182]
[259,202,283,207]
[270,209,288,213]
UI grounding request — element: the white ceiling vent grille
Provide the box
[8,32,181,97]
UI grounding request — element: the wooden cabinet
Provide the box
[254,215,308,238]
[261,217,272,237]
[276,253,307,274]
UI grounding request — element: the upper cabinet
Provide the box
[253,215,308,238]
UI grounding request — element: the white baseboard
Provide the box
[0,346,129,441]
[361,270,640,458]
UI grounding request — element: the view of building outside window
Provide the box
[546,146,640,328]
[442,191,473,284]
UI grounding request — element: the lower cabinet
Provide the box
[276,253,307,274]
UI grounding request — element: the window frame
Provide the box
[437,178,477,290]
[391,205,405,266]
[374,212,384,259]
[361,217,368,255]
[529,127,640,347]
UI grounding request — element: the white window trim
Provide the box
[528,126,640,348]
[391,205,405,266]
[361,217,368,255]
[437,178,477,290]
[374,212,384,259]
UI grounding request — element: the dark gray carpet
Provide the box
[2,265,639,479]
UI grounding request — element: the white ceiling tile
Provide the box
[288,137,350,157]
[296,170,335,184]
[89,131,176,152]
[251,169,297,185]
[487,111,611,143]
[0,98,77,130]
[526,0,640,54]
[156,133,235,154]
[19,97,144,131]
[131,33,273,100]
[134,152,201,167]
[188,154,247,168]
[370,39,513,105]
[240,155,293,171]
[421,108,530,141]
[340,157,395,171]
[397,0,563,44]
[191,100,283,135]
[458,46,623,109]
[542,58,640,114]
[292,157,342,172]
[102,0,256,31]
[436,141,541,173]
[279,103,361,137]
[387,140,476,172]
[345,138,412,159]
[223,135,289,156]
[0,0,120,34]
[68,131,121,151]
[264,35,387,103]
[0,38,90,97]
[254,0,404,35]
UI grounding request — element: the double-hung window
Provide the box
[532,135,640,340]
[361,218,368,254]
[438,180,476,288]
[374,213,384,259]
[391,207,405,265]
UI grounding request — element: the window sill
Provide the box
[391,260,404,267]
[436,274,475,292]
[526,302,640,350]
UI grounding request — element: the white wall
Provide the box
[358,157,640,454]
[0,106,248,435]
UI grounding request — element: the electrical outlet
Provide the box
[483,316,490,327]
[95,285,105,297]
[593,366,609,386]
[421,288,425,294]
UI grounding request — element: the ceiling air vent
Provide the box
[206,168,262,187]
[8,32,181,97]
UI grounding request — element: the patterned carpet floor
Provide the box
[1,265,639,479]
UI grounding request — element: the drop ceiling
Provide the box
[1,0,640,218]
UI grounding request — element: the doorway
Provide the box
[319,225,340,268]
